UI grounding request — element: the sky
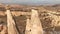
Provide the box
[0,0,60,5]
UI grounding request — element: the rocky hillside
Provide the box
[0,4,60,34]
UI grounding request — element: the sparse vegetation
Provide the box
[0,4,60,34]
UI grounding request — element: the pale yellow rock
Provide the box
[25,18,31,34]
[30,9,43,34]
[6,10,19,34]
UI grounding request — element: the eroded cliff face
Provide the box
[0,5,60,34]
